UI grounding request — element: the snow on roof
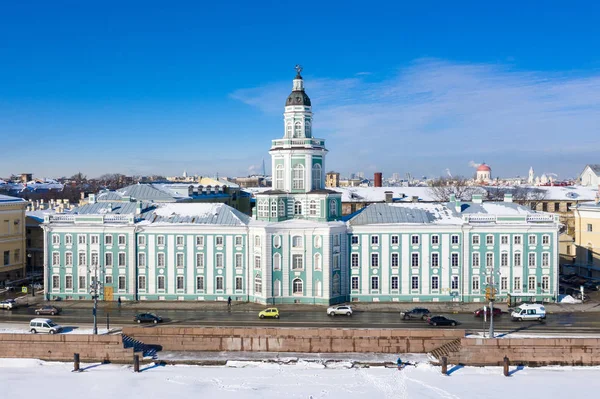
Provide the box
[145,203,250,226]
[349,203,463,226]
[27,209,56,222]
[0,194,25,203]
[532,185,598,201]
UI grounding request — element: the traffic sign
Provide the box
[21,287,28,293]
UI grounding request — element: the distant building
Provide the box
[578,165,600,187]
[325,172,340,188]
[0,195,26,285]
[476,163,492,183]
[573,196,600,278]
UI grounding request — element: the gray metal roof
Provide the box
[117,184,178,202]
[0,194,25,203]
[348,203,442,225]
[141,204,250,226]
[587,164,600,174]
[70,201,152,215]
[96,191,124,201]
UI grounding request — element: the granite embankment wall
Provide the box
[0,334,134,362]
[122,327,465,353]
[450,338,600,366]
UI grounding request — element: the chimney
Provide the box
[411,196,419,203]
[384,191,393,203]
[136,201,143,215]
[374,172,382,187]
[80,192,85,200]
[504,193,513,203]
[449,194,456,203]
[455,201,462,213]
[472,194,483,204]
[89,194,96,204]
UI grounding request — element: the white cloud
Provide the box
[231,59,600,178]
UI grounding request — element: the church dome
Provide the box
[285,90,311,106]
[477,164,491,172]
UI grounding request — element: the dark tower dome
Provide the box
[285,64,312,106]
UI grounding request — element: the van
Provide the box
[29,318,63,334]
[511,303,546,321]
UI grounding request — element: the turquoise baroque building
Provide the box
[43,68,560,304]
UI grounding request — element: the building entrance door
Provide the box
[104,286,114,301]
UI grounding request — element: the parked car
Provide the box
[35,305,61,316]
[29,318,63,334]
[327,305,353,316]
[0,299,17,310]
[133,313,163,324]
[258,308,279,319]
[511,303,546,321]
[583,282,599,291]
[428,316,458,327]
[401,308,431,320]
[473,307,502,317]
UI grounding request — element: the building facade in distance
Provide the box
[0,194,27,285]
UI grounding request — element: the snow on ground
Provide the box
[0,357,595,399]
[0,324,109,335]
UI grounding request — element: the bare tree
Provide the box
[512,186,548,210]
[428,177,477,201]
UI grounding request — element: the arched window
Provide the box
[332,274,341,296]
[314,253,321,270]
[286,123,292,137]
[257,200,268,217]
[305,122,311,137]
[278,200,286,217]
[294,201,302,215]
[292,278,303,294]
[292,164,304,189]
[273,253,281,270]
[312,164,322,189]
[275,165,284,190]
[254,274,262,295]
[314,235,322,248]
[309,200,317,216]
[270,201,277,218]
[329,199,337,216]
[273,235,281,248]
[294,121,302,138]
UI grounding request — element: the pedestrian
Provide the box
[117,296,121,308]
[227,296,232,309]
[397,357,403,370]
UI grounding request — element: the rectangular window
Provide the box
[196,276,204,291]
[105,252,113,267]
[105,275,113,285]
[254,255,261,269]
[431,253,439,267]
[196,235,205,246]
[52,252,60,266]
[79,276,86,291]
[371,235,379,245]
[528,235,536,245]
[177,276,184,290]
[157,276,165,290]
[501,253,508,267]
[371,276,379,290]
[157,235,165,246]
[486,235,494,245]
[514,235,522,245]
[542,235,550,245]
[472,253,480,267]
[351,253,359,268]
[52,234,60,245]
[105,235,112,245]
[176,253,184,268]
[196,253,204,268]
[431,275,439,290]
[157,253,165,267]
[235,253,243,269]
[472,235,480,245]
[351,276,359,290]
[235,236,243,246]
[501,235,508,245]
[216,253,224,268]
[411,253,419,267]
[528,253,536,267]
[486,253,493,267]
[501,276,508,291]
[451,235,459,245]
[14,249,20,263]
[351,235,359,245]
[371,253,379,268]
[472,276,480,291]
[118,276,126,291]
[176,236,184,246]
[235,276,243,291]
[451,276,459,290]
[52,275,60,290]
[391,235,399,245]
[587,224,593,232]
[216,276,224,291]
[65,275,73,290]
[292,254,303,270]
[411,276,419,290]
[138,253,146,268]
[91,235,99,245]
[542,253,549,267]
[78,252,86,267]
[90,252,98,266]
[411,235,419,245]
[431,235,439,245]
[78,235,86,245]
[514,277,521,291]
[65,252,73,266]
[138,235,146,246]
[138,275,146,290]
[528,276,536,291]
[65,234,73,245]
[554,202,560,212]
[118,252,126,267]
[542,276,549,291]
[255,235,261,247]
[391,276,399,290]
[451,253,459,267]
[118,235,126,246]
[391,253,399,268]
[216,236,224,246]
[514,252,522,267]
[4,250,10,266]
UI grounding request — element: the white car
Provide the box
[327,305,353,316]
[0,300,16,310]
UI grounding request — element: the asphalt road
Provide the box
[2,306,600,334]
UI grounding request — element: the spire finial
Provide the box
[294,64,303,78]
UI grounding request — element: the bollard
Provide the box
[106,313,110,330]
[73,353,80,372]
[503,356,510,377]
[441,356,448,375]
[133,354,140,372]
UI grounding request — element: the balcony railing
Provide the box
[271,138,325,149]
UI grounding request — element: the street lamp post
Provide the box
[90,265,102,335]
[27,253,34,297]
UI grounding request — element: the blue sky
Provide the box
[1,1,599,180]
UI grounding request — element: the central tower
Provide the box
[254,66,341,222]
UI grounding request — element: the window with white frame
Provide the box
[77,235,85,245]
[411,253,419,267]
[235,253,243,269]
[472,235,480,245]
[472,276,480,291]
[118,276,126,291]
[451,235,459,245]
[528,276,536,291]
[90,252,98,266]
[542,276,549,291]
[78,252,86,267]
[137,253,145,268]
[216,253,224,268]
[105,235,112,245]
[118,235,126,246]
[451,253,459,267]
[52,252,60,266]
[52,234,60,245]
[371,253,379,268]
[501,235,508,245]
[52,275,60,290]
[157,253,165,267]
[176,235,184,246]
[501,252,508,267]
[391,253,399,268]
[273,235,281,248]
[216,236,224,246]
[118,252,126,267]
[329,199,337,216]
[235,236,242,247]
[542,252,549,267]
[542,235,550,245]
[236,276,243,291]
[351,276,359,290]
[138,275,146,290]
[254,274,262,294]
[294,121,302,138]
[64,234,72,245]
[292,164,305,189]
[105,252,113,267]
[351,253,359,268]
[514,252,522,267]
[486,253,493,267]
[292,254,303,270]
[314,253,321,270]
[65,275,73,290]
[292,236,303,248]
[501,276,508,291]
[216,276,224,291]
[514,235,522,245]
[391,276,399,291]
[528,235,537,245]
[313,164,322,189]
[254,235,261,247]
[431,253,439,267]
[177,276,184,290]
[137,235,146,246]
[254,255,261,269]
[294,201,302,215]
[391,235,399,245]
[293,278,303,294]
[65,252,73,266]
[411,235,419,245]
[431,235,439,245]
[196,276,204,291]
[371,235,379,245]
[587,223,593,232]
[472,252,480,267]
[528,253,536,267]
[451,276,459,290]
[157,275,165,291]
[486,235,494,245]
[257,200,268,217]
[275,165,284,189]
[176,253,184,268]
[371,276,379,291]
[278,200,285,217]
[273,280,281,296]
[351,235,359,245]
[431,275,439,291]
[196,236,204,247]
[157,235,165,246]
[514,276,521,291]
[270,201,277,218]
[78,276,86,291]
[411,276,419,290]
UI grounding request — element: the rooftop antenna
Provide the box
[261,159,266,176]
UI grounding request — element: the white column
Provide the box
[207,235,214,295]
[361,234,369,295]
[401,234,410,294]
[128,230,136,298]
[305,230,313,297]
[441,234,450,292]
[282,232,289,297]
[421,234,430,294]
[226,235,233,295]
[305,154,312,191]
[148,235,156,294]
[186,235,194,294]
[381,234,390,294]
[167,235,175,294]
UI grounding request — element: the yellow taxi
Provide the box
[258,307,280,319]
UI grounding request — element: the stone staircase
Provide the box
[429,338,462,364]
[122,334,158,360]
